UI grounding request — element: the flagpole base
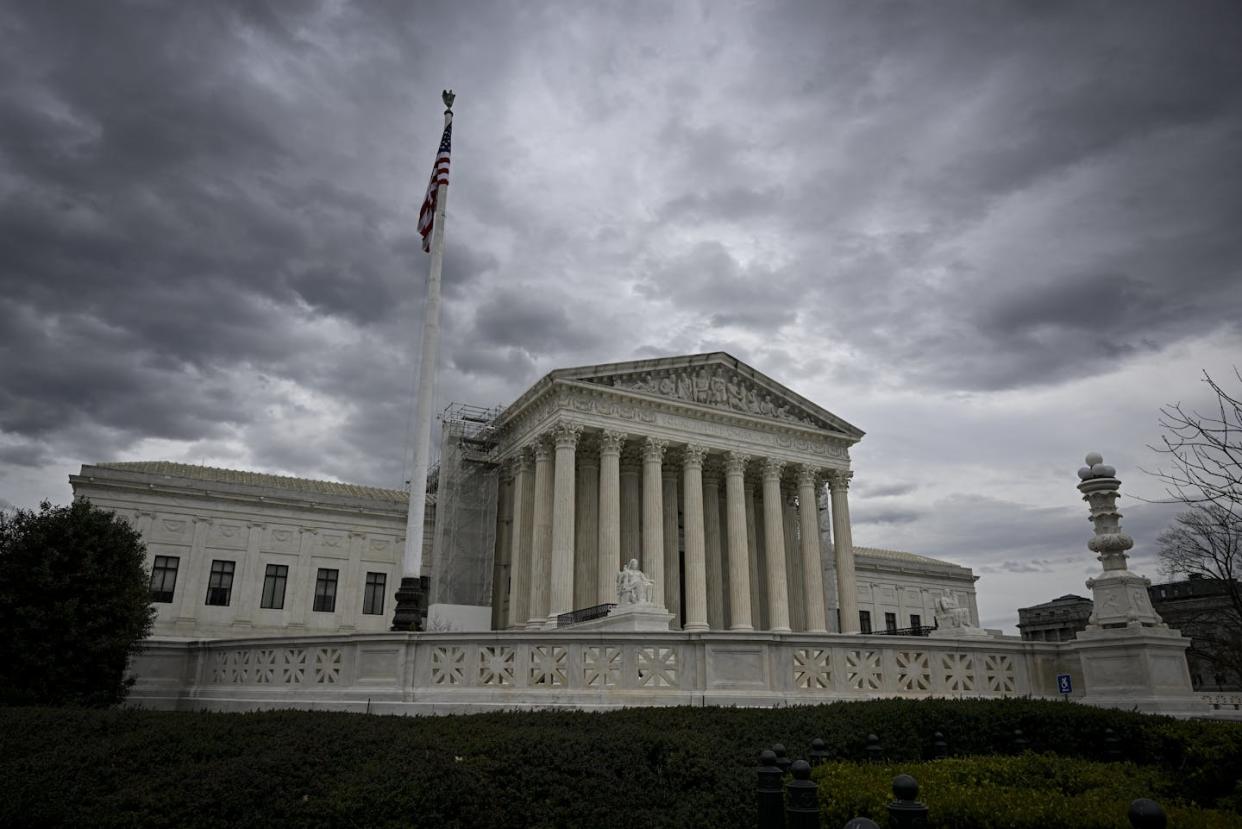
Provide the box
[391,576,429,632]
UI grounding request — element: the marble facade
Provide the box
[486,353,867,634]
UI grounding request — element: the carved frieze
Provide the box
[585,365,824,428]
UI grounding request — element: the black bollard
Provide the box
[1013,728,1029,754]
[1105,728,1122,763]
[932,731,948,760]
[757,749,786,829]
[773,743,793,775]
[865,733,883,763]
[843,820,880,829]
[785,760,820,829]
[887,774,929,829]
[1128,799,1167,829]
[809,737,830,767]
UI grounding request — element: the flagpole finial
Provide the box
[442,89,455,111]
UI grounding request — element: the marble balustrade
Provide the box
[127,629,1079,715]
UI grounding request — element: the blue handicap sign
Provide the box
[1057,673,1073,694]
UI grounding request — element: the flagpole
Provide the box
[393,90,454,632]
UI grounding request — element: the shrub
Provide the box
[816,755,1241,829]
[0,499,154,706]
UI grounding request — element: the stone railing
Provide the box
[128,630,1076,715]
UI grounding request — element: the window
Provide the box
[859,610,872,634]
[149,556,179,603]
[363,572,386,615]
[885,612,898,633]
[313,568,339,612]
[205,560,235,606]
[910,614,921,630]
[260,564,289,610]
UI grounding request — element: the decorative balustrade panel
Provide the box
[187,634,1040,702]
[784,643,1026,698]
[206,646,342,686]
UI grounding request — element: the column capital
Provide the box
[827,469,853,490]
[796,464,821,488]
[551,420,583,449]
[683,444,709,469]
[762,458,785,481]
[514,446,536,473]
[599,429,627,455]
[533,439,553,463]
[662,461,679,481]
[724,451,750,477]
[642,436,668,462]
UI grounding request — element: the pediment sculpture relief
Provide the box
[585,366,822,428]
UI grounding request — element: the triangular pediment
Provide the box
[548,352,864,439]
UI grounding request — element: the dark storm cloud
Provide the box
[1,0,1240,551]
[854,481,919,498]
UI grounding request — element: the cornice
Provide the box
[496,379,858,464]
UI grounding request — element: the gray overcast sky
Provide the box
[2,1,1240,630]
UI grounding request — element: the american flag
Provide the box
[418,119,453,252]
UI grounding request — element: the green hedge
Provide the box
[0,700,1239,828]
[816,755,1240,829]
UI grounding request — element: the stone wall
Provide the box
[127,630,1077,715]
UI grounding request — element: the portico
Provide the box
[488,353,865,634]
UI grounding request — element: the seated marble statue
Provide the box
[616,558,655,605]
[934,594,974,629]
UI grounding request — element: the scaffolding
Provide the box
[427,403,504,611]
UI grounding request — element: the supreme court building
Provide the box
[72,352,981,640]
[479,351,866,635]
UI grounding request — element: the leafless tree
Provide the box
[1148,369,1242,513]
[1148,369,1242,684]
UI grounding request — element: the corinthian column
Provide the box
[548,422,582,624]
[744,475,764,629]
[597,430,624,604]
[682,444,709,631]
[797,466,828,633]
[574,450,599,611]
[702,466,724,629]
[527,438,554,628]
[762,459,791,633]
[642,438,668,605]
[662,462,681,625]
[620,453,642,567]
[724,451,753,631]
[783,485,805,632]
[829,470,859,633]
[507,450,534,629]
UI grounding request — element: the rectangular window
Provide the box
[313,568,339,613]
[149,556,179,603]
[910,614,922,630]
[885,612,898,633]
[205,560,235,606]
[363,572,386,615]
[260,564,289,610]
[859,610,872,634]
